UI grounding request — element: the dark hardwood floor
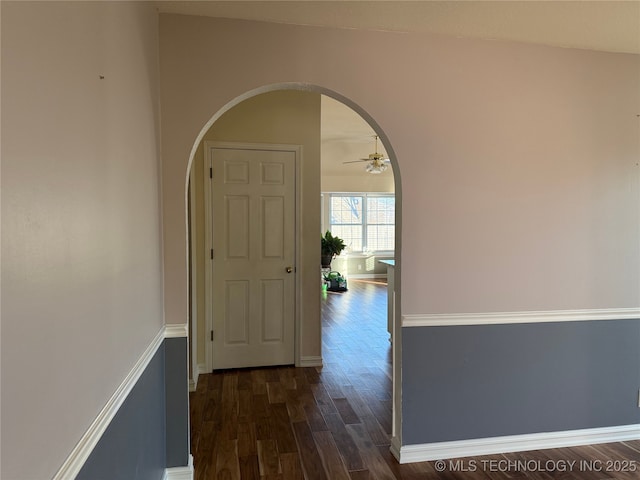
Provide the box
[190,279,640,479]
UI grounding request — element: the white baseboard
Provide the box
[189,363,207,392]
[164,455,194,480]
[53,324,189,479]
[390,436,402,462]
[396,424,640,464]
[298,356,323,367]
[403,308,640,328]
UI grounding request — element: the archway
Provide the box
[185,83,403,455]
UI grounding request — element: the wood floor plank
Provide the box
[279,367,298,390]
[359,390,392,435]
[376,446,441,480]
[323,412,364,471]
[349,470,370,480]
[255,416,272,441]
[310,383,338,416]
[304,402,329,432]
[237,369,253,390]
[285,389,308,423]
[495,450,557,480]
[582,443,638,480]
[360,414,390,447]
[237,422,257,457]
[540,448,608,480]
[265,368,281,382]
[190,427,201,456]
[208,373,223,390]
[251,369,268,395]
[218,401,239,440]
[197,420,217,456]
[270,403,299,454]
[238,388,252,423]
[215,439,241,480]
[267,381,288,404]
[312,430,351,480]
[238,455,260,479]
[621,440,640,455]
[190,390,205,428]
[304,367,321,385]
[257,439,282,476]
[222,372,239,403]
[196,373,210,391]
[291,421,328,480]
[196,437,220,480]
[252,393,270,420]
[339,385,373,418]
[332,397,361,425]
[203,393,222,423]
[280,452,305,480]
[624,440,640,452]
[321,372,346,398]
[346,423,396,480]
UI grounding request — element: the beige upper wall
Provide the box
[192,90,322,364]
[156,1,640,55]
[160,15,639,322]
[1,3,163,478]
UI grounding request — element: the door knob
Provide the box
[286,266,293,273]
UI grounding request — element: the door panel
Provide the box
[224,281,249,345]
[261,279,285,342]
[262,197,285,258]
[211,145,296,369]
[226,196,250,259]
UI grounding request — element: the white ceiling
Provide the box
[157,1,640,55]
[321,95,389,176]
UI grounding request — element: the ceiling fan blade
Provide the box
[343,159,370,164]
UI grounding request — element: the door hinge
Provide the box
[210,248,214,260]
[209,167,213,179]
[210,330,214,341]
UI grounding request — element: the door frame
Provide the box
[188,164,200,390]
[203,141,303,371]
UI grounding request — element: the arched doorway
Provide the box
[185,84,403,457]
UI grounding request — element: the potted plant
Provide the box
[321,230,346,268]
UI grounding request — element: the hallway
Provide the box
[191,279,394,479]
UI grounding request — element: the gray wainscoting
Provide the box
[77,344,167,480]
[165,337,190,467]
[77,337,190,479]
[403,319,640,445]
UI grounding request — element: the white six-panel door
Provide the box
[209,144,296,369]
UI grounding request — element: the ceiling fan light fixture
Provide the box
[366,160,388,174]
[365,136,389,174]
[342,134,390,174]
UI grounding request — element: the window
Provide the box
[328,194,395,253]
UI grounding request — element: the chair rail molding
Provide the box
[403,308,640,328]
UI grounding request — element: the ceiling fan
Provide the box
[343,135,390,174]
